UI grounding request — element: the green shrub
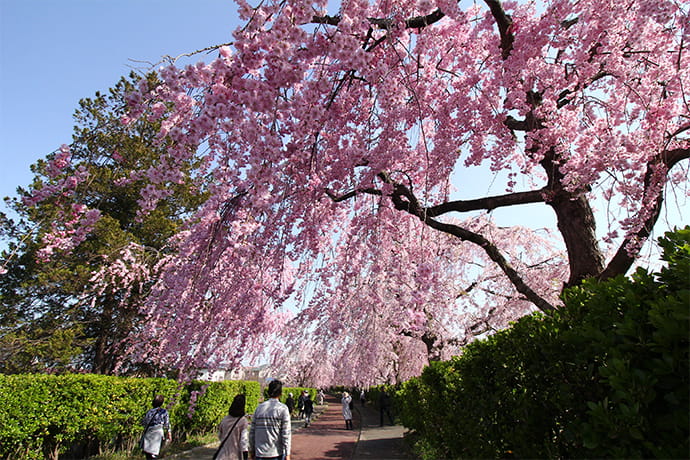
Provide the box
[0,374,259,459]
[0,374,179,459]
[562,227,690,457]
[399,227,689,459]
[265,386,316,405]
[181,380,260,434]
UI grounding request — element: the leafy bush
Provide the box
[263,385,316,404]
[0,374,260,459]
[399,227,689,459]
[562,227,690,458]
[182,379,260,434]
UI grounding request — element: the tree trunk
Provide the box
[92,295,115,374]
[548,191,606,287]
[541,155,605,287]
[421,330,445,362]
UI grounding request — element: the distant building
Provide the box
[196,364,273,387]
[196,368,242,382]
[242,364,271,383]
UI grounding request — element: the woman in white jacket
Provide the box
[216,394,250,460]
[341,391,353,430]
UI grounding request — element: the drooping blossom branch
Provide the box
[18,0,688,383]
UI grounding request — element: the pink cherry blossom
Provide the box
[20,0,689,386]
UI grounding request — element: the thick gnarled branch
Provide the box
[325,187,381,202]
[312,9,445,30]
[410,206,556,312]
[426,189,546,217]
[484,0,514,58]
[326,176,556,312]
[324,183,549,215]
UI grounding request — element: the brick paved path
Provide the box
[169,393,417,460]
[290,393,358,459]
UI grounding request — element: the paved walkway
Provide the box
[351,398,415,460]
[170,394,417,460]
[290,394,358,459]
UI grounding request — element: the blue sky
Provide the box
[0,0,241,204]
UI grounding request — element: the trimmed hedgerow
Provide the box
[0,374,260,459]
[181,379,261,434]
[398,227,689,459]
[265,386,317,405]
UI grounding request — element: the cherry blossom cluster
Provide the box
[37,206,101,262]
[118,0,687,383]
[86,243,160,306]
[22,146,90,208]
[270,214,566,386]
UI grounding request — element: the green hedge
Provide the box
[265,386,317,405]
[182,379,261,434]
[398,227,689,459]
[0,374,260,459]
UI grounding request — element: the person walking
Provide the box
[285,393,295,417]
[379,390,394,426]
[359,389,366,406]
[297,391,307,419]
[341,391,353,430]
[215,394,250,460]
[140,394,172,460]
[249,380,291,460]
[316,389,325,405]
[302,393,314,428]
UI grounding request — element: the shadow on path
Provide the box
[352,399,418,460]
[290,394,358,459]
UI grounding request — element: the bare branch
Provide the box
[669,123,690,139]
[324,176,555,311]
[404,9,446,29]
[161,42,234,65]
[325,180,547,226]
[426,189,547,217]
[600,147,690,279]
[311,14,341,26]
[504,116,531,131]
[325,187,382,202]
[380,176,556,312]
[420,217,556,312]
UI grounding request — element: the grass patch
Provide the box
[88,432,218,460]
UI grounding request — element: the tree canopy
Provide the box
[0,73,205,374]
[11,0,689,385]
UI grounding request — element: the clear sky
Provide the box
[0,0,242,205]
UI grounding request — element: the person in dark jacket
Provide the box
[379,390,394,426]
[297,391,307,419]
[285,392,295,417]
[303,393,314,427]
[140,395,172,459]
